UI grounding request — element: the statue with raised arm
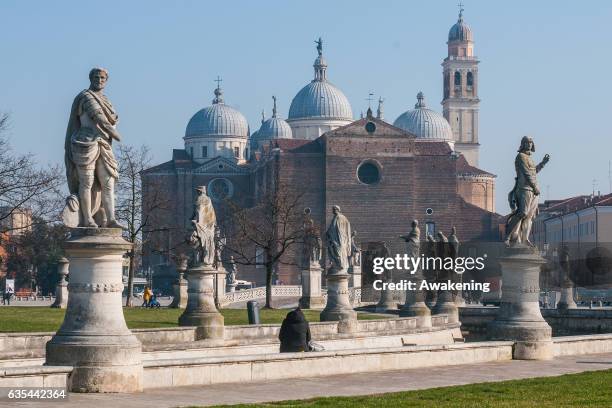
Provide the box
[505,136,550,246]
[315,37,323,56]
[326,205,352,272]
[63,68,123,229]
[189,186,217,266]
[400,220,420,260]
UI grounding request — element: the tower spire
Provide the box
[313,37,327,81]
[415,92,426,108]
[377,97,384,120]
[272,95,278,118]
[212,76,224,104]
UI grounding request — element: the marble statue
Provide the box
[226,256,237,285]
[302,209,322,267]
[315,37,323,56]
[448,226,460,259]
[326,205,352,272]
[505,136,550,246]
[214,226,226,269]
[399,220,420,259]
[350,230,361,267]
[63,68,123,229]
[189,186,217,266]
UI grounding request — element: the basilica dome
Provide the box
[185,87,249,139]
[252,97,293,150]
[288,43,352,121]
[448,9,473,42]
[393,92,453,141]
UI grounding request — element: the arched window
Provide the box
[454,71,461,86]
[467,72,474,88]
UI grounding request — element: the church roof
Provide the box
[455,155,495,177]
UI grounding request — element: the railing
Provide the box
[223,285,362,305]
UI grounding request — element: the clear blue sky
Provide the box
[1,0,611,214]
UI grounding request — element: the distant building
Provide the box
[141,8,499,287]
[0,207,32,236]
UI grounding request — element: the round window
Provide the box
[365,121,376,134]
[357,162,380,185]
[207,178,234,201]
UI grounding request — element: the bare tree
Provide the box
[0,112,63,235]
[223,183,304,308]
[116,144,170,306]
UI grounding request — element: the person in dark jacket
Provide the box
[278,307,311,352]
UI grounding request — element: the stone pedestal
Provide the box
[214,267,227,309]
[299,263,325,309]
[487,246,553,360]
[51,257,69,309]
[179,264,224,339]
[432,290,459,324]
[169,273,188,309]
[320,268,356,331]
[226,282,237,293]
[46,228,143,393]
[557,284,577,310]
[348,264,362,288]
[399,274,431,328]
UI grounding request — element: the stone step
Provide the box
[0,365,72,388]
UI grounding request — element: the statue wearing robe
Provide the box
[326,205,352,272]
[190,186,217,266]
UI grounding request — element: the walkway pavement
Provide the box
[11,353,612,407]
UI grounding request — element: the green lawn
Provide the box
[208,369,612,407]
[0,307,386,333]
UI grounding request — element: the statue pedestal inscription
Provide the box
[179,264,225,339]
[46,228,143,393]
[487,246,553,360]
[299,263,325,309]
[51,257,69,309]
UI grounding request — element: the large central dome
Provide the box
[288,41,352,121]
[289,81,352,120]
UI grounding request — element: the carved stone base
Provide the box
[487,246,553,360]
[45,228,142,393]
[226,283,237,293]
[179,264,224,339]
[300,264,325,309]
[375,286,397,312]
[51,257,69,309]
[557,285,577,310]
[432,290,459,324]
[169,275,188,309]
[320,270,356,330]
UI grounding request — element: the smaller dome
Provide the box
[448,9,473,42]
[252,97,293,147]
[393,92,453,141]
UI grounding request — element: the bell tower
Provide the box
[442,5,480,166]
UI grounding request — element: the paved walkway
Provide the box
[12,353,612,408]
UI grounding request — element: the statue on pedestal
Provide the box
[325,205,352,273]
[505,136,550,246]
[63,68,123,229]
[302,208,322,268]
[189,186,216,266]
[226,256,238,285]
